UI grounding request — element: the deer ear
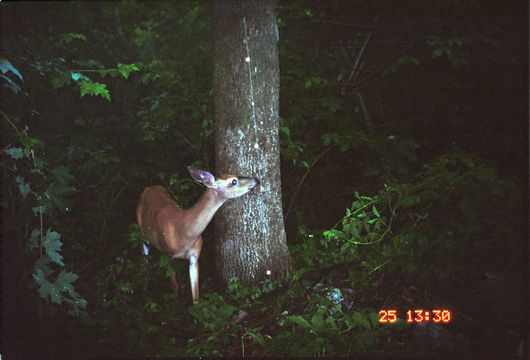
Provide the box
[188,166,216,187]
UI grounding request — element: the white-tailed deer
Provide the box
[136,166,260,303]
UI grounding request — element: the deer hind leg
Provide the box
[142,243,150,293]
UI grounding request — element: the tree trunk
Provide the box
[212,0,292,287]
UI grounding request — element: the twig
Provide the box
[1,110,21,134]
[284,147,330,222]
[313,18,391,32]
[77,261,93,274]
[1,143,12,154]
[171,127,199,153]
[39,205,43,268]
[356,90,373,128]
[341,17,374,96]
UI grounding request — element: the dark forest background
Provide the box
[1,1,528,357]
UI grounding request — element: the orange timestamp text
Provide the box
[378,309,452,323]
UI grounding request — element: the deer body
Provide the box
[136,166,259,303]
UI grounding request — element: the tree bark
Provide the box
[212,0,292,287]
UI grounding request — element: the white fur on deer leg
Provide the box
[189,255,198,299]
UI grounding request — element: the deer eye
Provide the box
[231,179,238,186]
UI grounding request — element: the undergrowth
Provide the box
[72,152,526,356]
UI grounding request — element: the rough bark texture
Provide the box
[212,0,292,287]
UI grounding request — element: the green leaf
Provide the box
[372,205,380,218]
[33,269,62,304]
[15,176,32,199]
[120,282,132,293]
[117,63,140,79]
[188,305,203,319]
[165,267,174,277]
[43,229,64,266]
[78,80,111,101]
[368,311,382,329]
[4,147,25,159]
[219,303,236,318]
[51,166,75,183]
[433,48,443,58]
[325,316,338,329]
[51,71,72,89]
[247,332,266,347]
[44,281,62,304]
[311,308,325,329]
[55,270,79,295]
[321,132,339,146]
[71,72,90,81]
[0,57,23,80]
[28,228,41,251]
[19,135,44,149]
[32,268,45,284]
[73,297,87,310]
[145,300,159,312]
[159,255,171,267]
[288,315,311,328]
[60,32,87,44]
[353,311,371,330]
[319,96,341,112]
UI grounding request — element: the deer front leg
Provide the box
[189,255,199,304]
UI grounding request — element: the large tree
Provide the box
[212,0,292,287]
